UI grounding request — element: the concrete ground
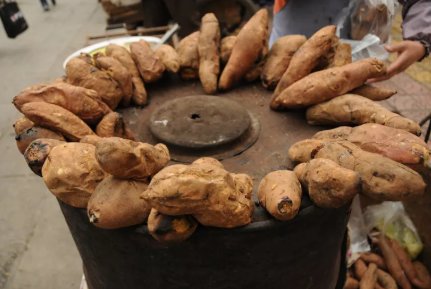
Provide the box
[0,2,431,289]
[0,1,106,288]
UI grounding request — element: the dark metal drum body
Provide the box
[60,78,349,289]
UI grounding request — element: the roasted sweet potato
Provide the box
[142,157,254,228]
[15,126,65,154]
[87,176,151,229]
[261,35,306,89]
[274,25,337,96]
[42,143,106,208]
[288,140,426,201]
[177,31,200,80]
[130,40,165,83]
[220,35,236,64]
[198,13,221,94]
[154,44,180,73]
[95,137,169,180]
[24,138,65,176]
[350,84,397,101]
[218,8,268,90]
[13,117,34,135]
[147,209,198,242]
[13,82,111,124]
[79,135,103,146]
[94,54,133,106]
[20,102,95,141]
[105,44,148,106]
[65,56,123,110]
[313,124,429,165]
[257,170,302,221]
[95,112,134,140]
[294,159,360,208]
[271,58,386,110]
[306,94,421,135]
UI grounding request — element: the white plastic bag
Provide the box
[364,201,423,259]
[347,196,371,266]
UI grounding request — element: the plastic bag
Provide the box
[364,201,423,259]
[341,34,389,61]
[347,196,371,266]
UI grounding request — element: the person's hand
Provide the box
[368,40,426,82]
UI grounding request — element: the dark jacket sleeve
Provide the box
[399,0,431,45]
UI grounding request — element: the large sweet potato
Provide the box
[218,8,268,90]
[20,102,95,141]
[177,31,200,80]
[271,58,386,110]
[13,117,34,135]
[95,112,134,140]
[15,126,65,154]
[24,138,65,176]
[220,35,236,64]
[306,94,421,135]
[130,40,165,83]
[154,44,180,74]
[350,84,396,101]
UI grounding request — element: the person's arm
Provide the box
[370,0,430,82]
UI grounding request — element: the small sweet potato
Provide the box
[257,170,302,221]
[220,35,236,64]
[360,252,387,270]
[218,8,268,90]
[24,138,65,176]
[65,56,123,110]
[95,112,134,140]
[95,137,170,180]
[360,263,378,289]
[294,159,360,208]
[42,143,106,208]
[306,94,421,136]
[198,13,221,94]
[354,259,368,279]
[94,54,133,106]
[274,25,337,96]
[130,40,165,83]
[13,117,34,135]
[261,34,307,89]
[87,176,151,229]
[350,84,397,101]
[13,82,111,124]
[15,126,65,154]
[177,31,200,80]
[271,58,386,110]
[105,44,148,106]
[313,124,429,165]
[154,44,180,73]
[20,102,95,141]
[147,208,198,242]
[328,42,352,68]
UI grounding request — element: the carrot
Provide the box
[345,276,360,289]
[413,261,431,289]
[360,263,378,289]
[389,239,420,287]
[355,259,369,279]
[377,269,398,289]
[361,252,387,270]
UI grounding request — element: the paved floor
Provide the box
[0,2,431,289]
[0,1,106,288]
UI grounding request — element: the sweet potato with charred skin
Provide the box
[130,40,165,83]
[105,44,148,106]
[141,157,254,228]
[147,209,198,242]
[257,170,302,221]
[87,176,151,229]
[218,8,268,90]
[13,82,111,124]
[15,126,65,154]
[313,124,429,165]
[20,102,95,141]
[42,143,106,208]
[95,137,169,180]
[94,54,133,106]
[306,94,421,135]
[261,35,306,89]
[271,58,386,110]
[294,159,360,208]
[13,117,34,135]
[220,35,236,64]
[274,25,337,96]
[198,13,221,94]
[288,139,426,201]
[65,56,123,110]
[177,31,200,80]
[95,112,134,140]
[350,84,397,101]
[154,44,180,73]
[24,138,65,176]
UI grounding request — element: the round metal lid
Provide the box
[149,95,251,148]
